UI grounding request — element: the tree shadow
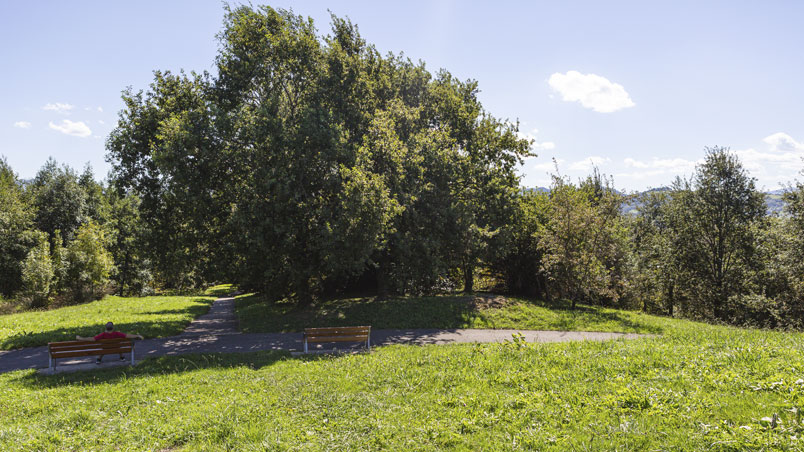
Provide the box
[237,294,480,332]
[1,322,188,350]
[1,297,215,350]
[236,292,665,335]
[11,350,294,389]
[515,296,666,334]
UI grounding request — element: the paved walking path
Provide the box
[0,297,651,374]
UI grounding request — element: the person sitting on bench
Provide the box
[76,322,143,364]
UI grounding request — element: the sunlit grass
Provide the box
[204,284,236,297]
[2,319,802,450]
[0,295,215,350]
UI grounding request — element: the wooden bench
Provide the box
[47,338,135,371]
[303,326,371,354]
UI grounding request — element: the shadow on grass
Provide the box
[236,293,666,335]
[236,294,480,332]
[1,298,215,350]
[1,321,191,350]
[514,297,666,334]
[13,350,295,388]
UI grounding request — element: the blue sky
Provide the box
[3,0,804,191]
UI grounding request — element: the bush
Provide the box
[726,294,787,329]
[63,222,114,302]
[21,232,54,308]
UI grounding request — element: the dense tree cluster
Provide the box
[0,158,148,309]
[106,5,531,301]
[2,6,804,329]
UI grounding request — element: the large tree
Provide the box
[668,147,765,320]
[538,172,626,309]
[108,5,529,300]
[29,159,89,242]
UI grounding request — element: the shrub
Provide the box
[64,222,114,302]
[21,232,54,308]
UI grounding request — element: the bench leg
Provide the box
[49,357,54,372]
[131,348,135,366]
[303,337,308,354]
[367,335,371,352]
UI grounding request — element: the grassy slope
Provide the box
[0,295,215,350]
[2,317,804,451]
[236,293,667,335]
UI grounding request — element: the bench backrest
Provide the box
[48,338,134,359]
[303,326,370,343]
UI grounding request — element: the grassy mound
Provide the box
[236,293,668,335]
[0,295,214,350]
[2,318,803,450]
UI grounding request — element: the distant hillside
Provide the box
[622,188,788,216]
[525,186,789,216]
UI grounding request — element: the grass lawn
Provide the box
[236,293,668,335]
[0,295,215,350]
[2,317,803,451]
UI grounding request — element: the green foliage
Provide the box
[0,157,35,296]
[2,319,804,450]
[667,147,766,320]
[107,70,223,289]
[538,171,627,308]
[625,189,681,315]
[63,221,115,303]
[105,188,153,296]
[29,158,90,241]
[108,5,529,301]
[20,232,54,309]
[0,295,214,349]
[490,189,551,296]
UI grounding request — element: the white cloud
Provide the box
[623,157,699,171]
[49,119,92,137]
[548,71,635,113]
[762,132,804,152]
[97,106,103,113]
[618,133,804,187]
[731,133,804,188]
[569,156,611,172]
[735,148,801,171]
[42,103,75,114]
[98,119,105,125]
[13,121,31,129]
[618,157,700,180]
[517,128,556,152]
[530,157,565,172]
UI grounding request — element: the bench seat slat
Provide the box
[304,331,370,338]
[48,338,135,370]
[48,340,99,347]
[302,326,371,353]
[50,345,134,353]
[50,342,132,352]
[51,348,133,359]
[304,327,370,333]
[49,339,131,347]
[306,335,369,343]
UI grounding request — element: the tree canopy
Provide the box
[107,5,531,300]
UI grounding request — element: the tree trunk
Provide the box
[376,260,389,298]
[667,284,674,317]
[463,264,474,293]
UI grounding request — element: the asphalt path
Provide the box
[0,297,651,374]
